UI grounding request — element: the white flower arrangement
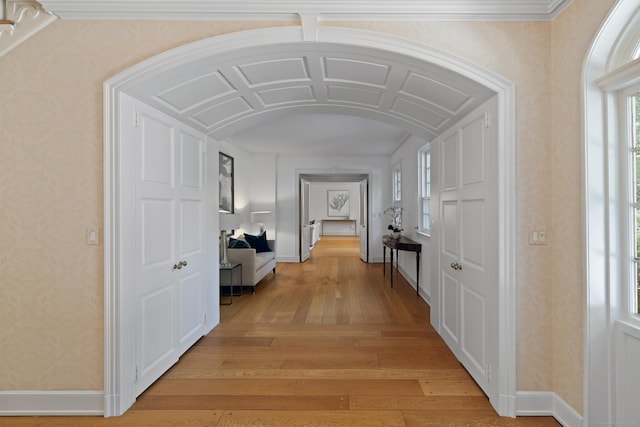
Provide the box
[384,204,404,233]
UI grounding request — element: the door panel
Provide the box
[359,179,368,262]
[179,271,204,352]
[300,179,310,262]
[179,133,202,190]
[175,131,205,355]
[141,199,174,266]
[461,284,486,374]
[461,200,485,269]
[461,118,485,186]
[442,132,458,191]
[137,284,177,394]
[442,272,459,344]
[435,97,498,404]
[442,202,458,257]
[133,103,206,397]
[141,115,173,185]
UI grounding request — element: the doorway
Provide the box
[104,26,516,417]
[298,173,370,264]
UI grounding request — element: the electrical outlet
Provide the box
[529,226,547,245]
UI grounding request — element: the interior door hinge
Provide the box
[486,364,491,382]
[133,110,139,128]
[484,112,490,128]
[203,312,207,324]
[135,365,139,382]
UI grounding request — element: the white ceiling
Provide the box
[125,41,495,156]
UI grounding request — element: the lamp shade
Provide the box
[250,211,271,223]
[219,213,240,232]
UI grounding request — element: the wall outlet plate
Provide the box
[529,226,547,245]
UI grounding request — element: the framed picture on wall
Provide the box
[328,190,350,217]
[219,152,234,213]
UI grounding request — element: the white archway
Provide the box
[103,26,517,416]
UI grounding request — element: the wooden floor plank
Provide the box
[1,237,559,426]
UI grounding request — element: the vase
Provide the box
[391,230,401,239]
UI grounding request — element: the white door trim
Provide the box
[103,26,517,416]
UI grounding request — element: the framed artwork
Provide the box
[327,190,350,217]
[219,152,234,213]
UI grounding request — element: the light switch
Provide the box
[87,227,99,245]
[529,226,547,245]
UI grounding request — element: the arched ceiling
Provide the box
[125,41,495,156]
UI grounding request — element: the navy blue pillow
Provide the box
[229,238,250,248]
[244,231,271,253]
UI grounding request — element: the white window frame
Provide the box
[418,143,431,235]
[622,84,640,317]
[392,160,402,203]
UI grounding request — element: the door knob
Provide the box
[450,262,463,270]
[173,260,188,270]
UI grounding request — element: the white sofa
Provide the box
[226,238,276,292]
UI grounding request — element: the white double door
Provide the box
[123,96,207,396]
[432,97,499,405]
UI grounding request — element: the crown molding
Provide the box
[0,1,57,58]
[39,0,573,22]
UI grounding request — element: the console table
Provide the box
[321,218,357,235]
[382,235,422,295]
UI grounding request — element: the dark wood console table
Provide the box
[382,235,422,295]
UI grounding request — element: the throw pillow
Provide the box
[244,231,271,253]
[229,238,250,249]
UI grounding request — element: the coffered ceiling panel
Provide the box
[257,86,315,106]
[238,58,310,87]
[324,58,389,86]
[326,86,382,107]
[401,72,472,114]
[156,72,235,112]
[191,97,253,129]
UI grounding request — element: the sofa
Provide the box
[226,234,276,292]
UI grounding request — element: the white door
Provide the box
[300,179,310,262]
[132,104,206,396]
[436,98,499,404]
[359,178,368,262]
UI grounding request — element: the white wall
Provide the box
[248,154,277,236]
[309,182,361,235]
[390,134,432,301]
[275,155,391,262]
[217,144,277,238]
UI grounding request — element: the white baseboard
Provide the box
[0,391,104,416]
[516,391,583,427]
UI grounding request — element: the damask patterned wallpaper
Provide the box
[0,0,615,414]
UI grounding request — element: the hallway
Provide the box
[3,237,559,426]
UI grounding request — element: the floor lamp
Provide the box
[219,213,239,267]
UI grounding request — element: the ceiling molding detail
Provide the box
[0,1,57,58]
[39,0,573,21]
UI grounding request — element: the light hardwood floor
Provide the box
[4,236,559,426]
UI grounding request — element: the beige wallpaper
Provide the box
[0,0,616,415]
[550,0,617,414]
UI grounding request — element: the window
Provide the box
[392,161,402,203]
[629,90,640,315]
[418,143,431,234]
